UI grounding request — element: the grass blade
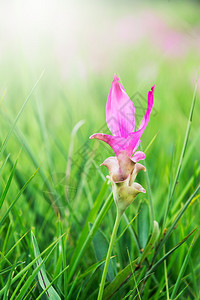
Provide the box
[31,232,61,299]
[0,168,39,227]
[0,71,44,157]
[147,228,197,276]
[163,76,198,227]
[170,234,197,299]
[0,157,18,210]
[152,183,200,263]
[67,182,110,282]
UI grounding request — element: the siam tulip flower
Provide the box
[91,74,155,300]
[90,74,155,213]
[90,74,154,161]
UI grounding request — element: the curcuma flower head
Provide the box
[90,74,154,213]
[102,151,146,214]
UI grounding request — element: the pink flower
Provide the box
[90,74,154,212]
[90,74,154,163]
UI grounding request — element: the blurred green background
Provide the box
[0,0,199,215]
[0,1,200,298]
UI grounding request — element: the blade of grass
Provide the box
[0,70,44,157]
[0,113,62,214]
[144,130,159,154]
[0,262,25,275]
[172,165,200,215]
[15,235,61,300]
[127,248,141,300]
[106,229,196,300]
[163,245,170,300]
[35,95,54,176]
[171,234,197,299]
[67,270,80,299]
[31,232,61,299]
[10,271,28,300]
[115,212,139,244]
[0,157,18,210]
[67,181,109,281]
[35,265,69,300]
[0,153,10,176]
[68,191,113,283]
[147,228,197,277]
[152,183,200,263]
[0,232,67,296]
[174,283,190,300]
[103,258,139,300]
[3,262,16,300]
[0,168,39,227]
[140,149,154,228]
[66,120,85,182]
[139,221,159,265]
[163,76,198,228]
[123,213,140,254]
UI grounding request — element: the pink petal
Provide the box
[131,151,145,162]
[138,85,154,131]
[90,133,128,156]
[106,74,135,138]
[124,85,155,156]
[101,156,119,177]
[101,153,135,183]
[130,163,146,185]
[132,182,146,194]
[90,86,154,157]
[116,151,135,181]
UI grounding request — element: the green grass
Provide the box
[0,1,200,299]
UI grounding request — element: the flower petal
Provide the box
[130,163,146,186]
[115,151,135,182]
[123,85,155,156]
[90,86,154,157]
[106,74,135,138]
[132,182,146,193]
[101,151,135,183]
[101,156,120,178]
[131,151,145,162]
[138,85,154,131]
[89,133,127,156]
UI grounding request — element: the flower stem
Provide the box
[97,210,122,300]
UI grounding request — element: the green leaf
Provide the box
[0,262,25,275]
[0,71,44,157]
[137,201,150,250]
[103,258,138,300]
[0,168,39,227]
[146,228,197,277]
[140,143,155,224]
[0,157,18,210]
[0,153,10,176]
[0,232,66,296]
[139,220,159,264]
[35,265,69,300]
[31,232,61,299]
[163,76,198,227]
[67,185,112,283]
[152,183,200,263]
[3,262,16,300]
[91,225,116,282]
[170,234,197,299]
[122,213,140,254]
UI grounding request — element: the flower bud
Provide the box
[101,151,146,214]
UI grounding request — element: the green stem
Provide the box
[97,210,122,300]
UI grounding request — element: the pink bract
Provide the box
[90,74,154,162]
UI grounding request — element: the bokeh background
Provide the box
[1,0,199,212]
[0,1,200,298]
